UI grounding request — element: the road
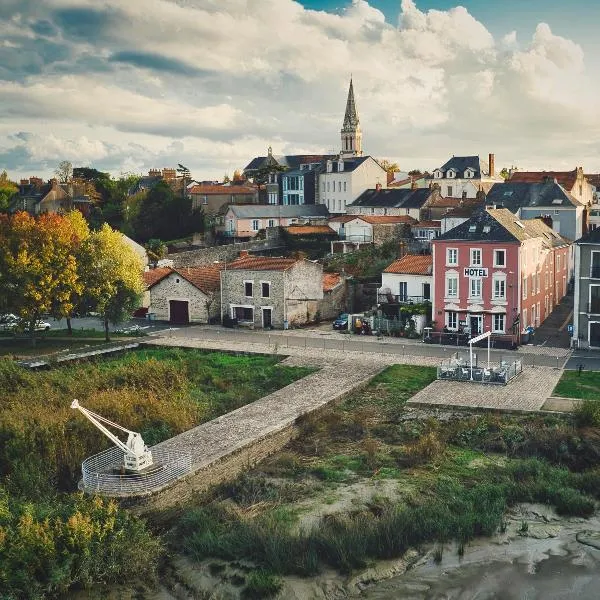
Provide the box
[163,325,571,369]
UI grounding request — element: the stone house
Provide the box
[320,273,349,320]
[347,186,434,220]
[189,183,259,218]
[328,215,415,245]
[144,265,222,324]
[222,253,324,328]
[11,177,93,216]
[572,227,600,348]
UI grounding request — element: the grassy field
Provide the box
[0,348,314,599]
[0,337,110,357]
[554,370,600,400]
[175,363,600,595]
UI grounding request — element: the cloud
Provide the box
[0,0,599,180]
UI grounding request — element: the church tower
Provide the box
[340,78,362,158]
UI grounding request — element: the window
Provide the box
[493,313,505,333]
[175,278,180,284]
[470,278,482,298]
[202,195,208,205]
[536,271,540,293]
[338,181,341,192]
[251,219,260,231]
[327,182,330,192]
[465,170,473,178]
[522,308,528,330]
[591,251,600,278]
[261,282,270,298]
[446,275,458,297]
[343,181,347,192]
[398,281,408,302]
[447,186,453,197]
[268,219,275,228]
[244,281,253,297]
[268,192,277,204]
[522,275,528,299]
[446,311,458,330]
[447,248,458,265]
[494,249,506,267]
[447,170,456,179]
[234,306,254,322]
[493,277,506,299]
[470,248,482,266]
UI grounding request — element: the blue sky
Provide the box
[1,0,599,179]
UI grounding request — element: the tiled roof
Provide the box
[323,272,342,292]
[189,185,256,195]
[227,256,299,271]
[413,220,441,228]
[284,225,337,236]
[383,254,433,275]
[426,196,463,208]
[356,215,416,225]
[509,169,578,190]
[244,154,336,172]
[143,267,172,288]
[441,206,479,219]
[144,266,223,294]
[328,215,356,223]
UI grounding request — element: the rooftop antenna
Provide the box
[71,399,153,472]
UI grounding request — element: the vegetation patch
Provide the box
[553,370,600,401]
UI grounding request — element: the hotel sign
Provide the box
[464,267,488,277]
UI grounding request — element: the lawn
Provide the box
[0,347,315,599]
[175,363,600,595]
[0,336,109,357]
[553,370,600,400]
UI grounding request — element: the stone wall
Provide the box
[318,279,349,320]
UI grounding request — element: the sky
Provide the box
[1,0,600,182]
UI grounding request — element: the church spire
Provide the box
[340,78,362,157]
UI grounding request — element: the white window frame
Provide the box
[251,219,260,232]
[493,275,506,300]
[244,280,254,298]
[469,277,482,299]
[470,248,482,267]
[522,308,528,330]
[522,275,528,299]
[446,311,458,331]
[268,219,276,228]
[446,248,458,266]
[493,249,506,268]
[260,281,271,299]
[446,275,458,298]
[492,313,505,333]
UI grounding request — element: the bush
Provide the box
[575,400,600,428]
[244,570,283,599]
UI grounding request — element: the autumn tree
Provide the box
[0,171,18,213]
[232,169,245,183]
[55,160,73,183]
[378,159,400,174]
[79,225,144,341]
[0,212,81,345]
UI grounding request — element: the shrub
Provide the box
[244,570,283,599]
[575,400,600,428]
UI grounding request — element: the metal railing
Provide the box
[377,294,429,305]
[437,353,522,385]
[81,446,192,497]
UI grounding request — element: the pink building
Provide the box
[432,208,570,342]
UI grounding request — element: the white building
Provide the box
[380,254,433,303]
[430,154,503,199]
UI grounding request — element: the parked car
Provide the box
[0,314,51,331]
[333,313,349,330]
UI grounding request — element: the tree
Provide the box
[79,224,144,341]
[0,171,18,213]
[0,212,81,345]
[145,238,167,263]
[378,159,400,174]
[500,167,516,180]
[223,173,231,183]
[408,169,424,177]
[55,161,73,183]
[232,169,245,184]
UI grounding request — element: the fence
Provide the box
[437,352,523,385]
[81,445,192,497]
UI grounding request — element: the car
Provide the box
[333,313,349,330]
[0,315,51,331]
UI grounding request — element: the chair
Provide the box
[483,368,491,382]
[461,368,469,379]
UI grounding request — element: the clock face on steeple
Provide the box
[341,78,362,157]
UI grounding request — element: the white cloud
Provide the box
[1,0,600,179]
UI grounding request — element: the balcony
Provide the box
[378,293,430,305]
[587,300,600,314]
[590,266,600,279]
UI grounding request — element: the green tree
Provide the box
[80,224,144,341]
[0,170,18,212]
[0,212,81,345]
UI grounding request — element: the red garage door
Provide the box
[169,300,189,324]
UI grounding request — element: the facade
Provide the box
[432,208,571,341]
[144,265,222,324]
[319,156,387,214]
[380,254,433,303]
[217,204,329,240]
[485,180,585,242]
[189,184,258,217]
[11,177,93,216]
[509,168,593,207]
[440,205,483,234]
[573,227,600,348]
[281,167,319,205]
[411,220,441,242]
[348,187,434,219]
[331,215,415,244]
[430,154,503,199]
[222,254,324,328]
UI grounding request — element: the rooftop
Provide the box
[227,256,300,271]
[383,254,433,275]
[284,225,337,236]
[349,187,431,209]
[189,184,256,195]
[143,265,223,294]
[226,204,329,218]
[508,169,581,190]
[323,272,342,292]
[485,180,582,210]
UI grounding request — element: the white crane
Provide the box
[71,399,153,472]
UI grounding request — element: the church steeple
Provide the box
[340,78,362,157]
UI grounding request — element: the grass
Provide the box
[553,370,600,401]
[176,364,600,580]
[0,337,108,357]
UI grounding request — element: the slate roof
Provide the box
[485,181,582,211]
[585,174,600,189]
[509,169,579,190]
[436,208,570,248]
[244,154,336,172]
[226,204,329,218]
[323,273,342,292]
[436,156,489,178]
[227,256,299,271]
[576,227,600,244]
[144,265,223,294]
[384,254,433,275]
[349,187,431,209]
[325,156,371,173]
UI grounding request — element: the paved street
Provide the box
[565,352,600,372]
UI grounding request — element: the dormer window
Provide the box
[326,160,333,173]
[447,169,456,179]
[338,160,344,172]
[434,170,443,179]
[464,169,474,179]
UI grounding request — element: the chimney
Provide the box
[411,177,418,190]
[239,250,250,258]
[462,190,467,200]
[488,153,495,178]
[375,183,382,192]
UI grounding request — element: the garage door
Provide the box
[169,300,189,324]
